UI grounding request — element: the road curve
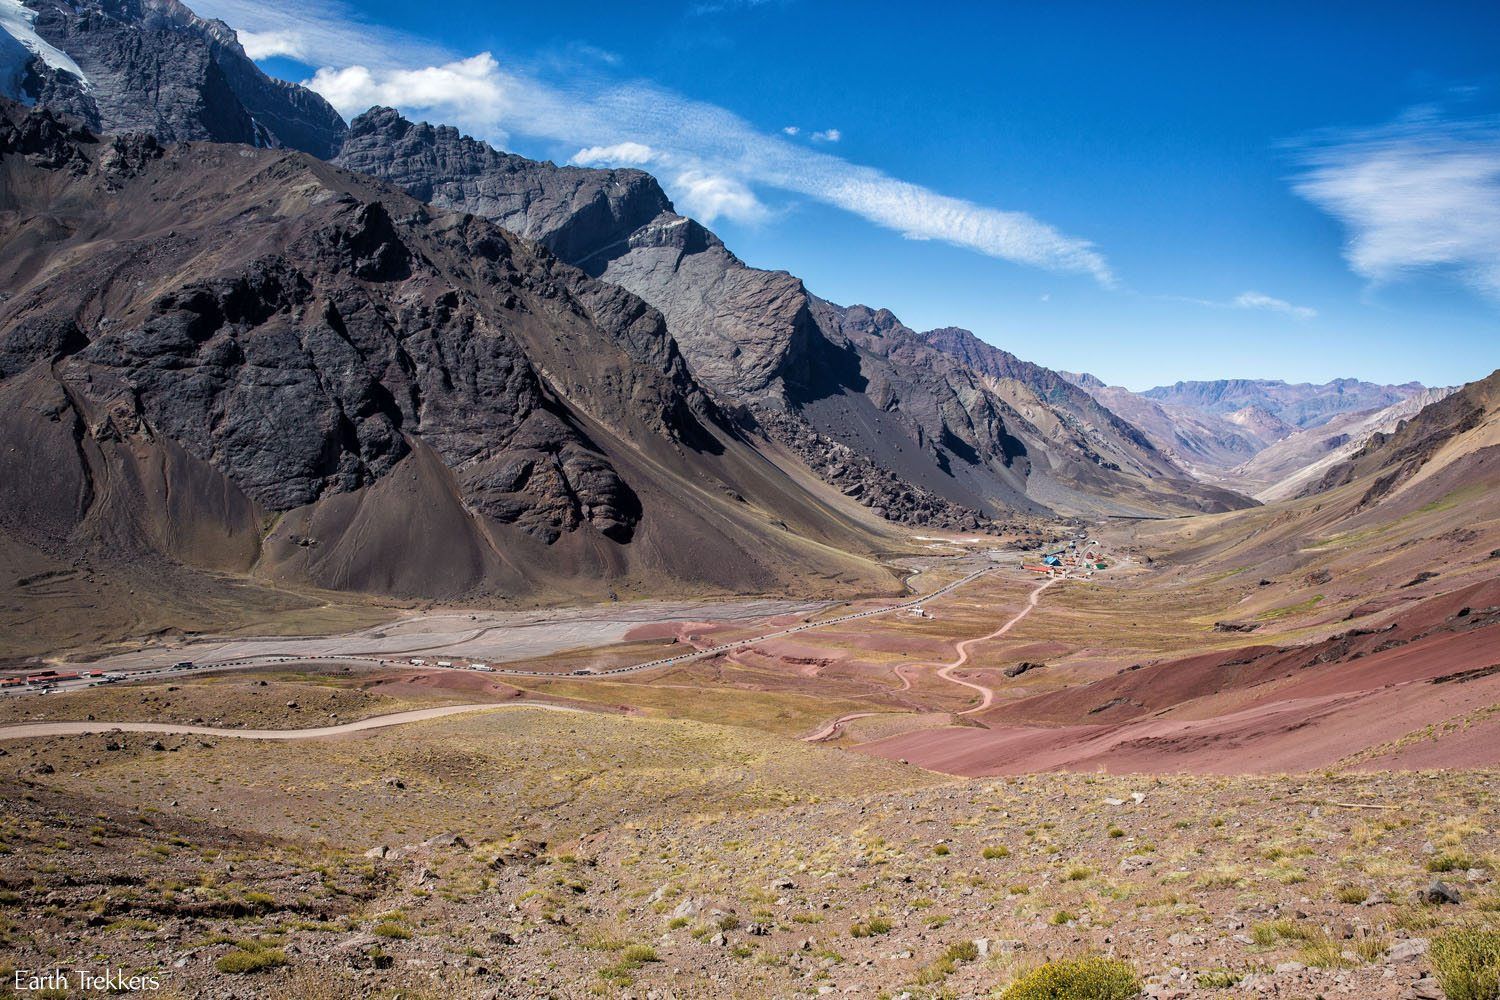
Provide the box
[0,702,582,742]
[937,576,1056,715]
[803,575,1058,742]
[803,711,885,743]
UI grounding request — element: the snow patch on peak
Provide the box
[0,0,91,94]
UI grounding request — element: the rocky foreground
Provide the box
[1,715,1493,998]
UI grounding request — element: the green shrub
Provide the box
[850,916,893,938]
[215,945,287,974]
[1335,886,1369,905]
[933,844,951,857]
[1000,956,1140,1000]
[372,921,411,939]
[943,940,979,963]
[1431,926,1500,1000]
[1196,969,1240,988]
[982,845,1011,860]
[620,944,658,965]
[1428,852,1475,873]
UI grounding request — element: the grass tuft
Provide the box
[1000,956,1140,1000]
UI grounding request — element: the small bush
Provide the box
[1429,852,1475,873]
[943,940,979,963]
[372,921,411,939]
[1431,926,1500,1000]
[1196,969,1239,988]
[850,916,893,938]
[1049,909,1077,926]
[599,943,660,983]
[1066,866,1092,881]
[1107,827,1125,839]
[982,845,1011,860]
[1000,956,1140,1000]
[1251,918,1309,946]
[620,944,658,965]
[1335,886,1369,905]
[215,946,287,974]
[932,844,951,857]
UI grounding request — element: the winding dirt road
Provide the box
[938,576,1056,715]
[0,702,582,743]
[805,575,1058,742]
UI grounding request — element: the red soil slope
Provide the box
[858,579,1500,775]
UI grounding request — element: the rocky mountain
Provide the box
[922,326,1178,479]
[1303,370,1498,504]
[337,108,1250,521]
[1061,372,1267,478]
[0,0,345,156]
[1141,377,1425,431]
[1062,372,1435,487]
[1223,387,1458,501]
[0,103,906,616]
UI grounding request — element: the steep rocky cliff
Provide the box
[2,0,345,156]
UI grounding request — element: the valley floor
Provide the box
[2,475,1497,998]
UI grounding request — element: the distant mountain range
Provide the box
[1060,373,1434,484]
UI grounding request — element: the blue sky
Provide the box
[197,0,1500,391]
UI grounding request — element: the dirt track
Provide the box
[0,702,582,742]
[806,575,1058,742]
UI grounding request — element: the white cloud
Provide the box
[573,144,766,224]
[236,28,312,61]
[307,54,512,138]
[810,128,841,143]
[574,141,656,166]
[1292,113,1500,300]
[1233,291,1316,319]
[781,125,799,136]
[196,0,1114,284]
[672,169,768,224]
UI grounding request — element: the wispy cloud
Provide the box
[689,0,780,15]
[1162,291,1317,319]
[810,128,841,143]
[1233,291,1317,319]
[1292,111,1500,300]
[194,1,1115,285]
[194,0,449,68]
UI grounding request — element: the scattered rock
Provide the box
[1402,977,1445,1000]
[1417,879,1461,905]
[425,832,470,849]
[1386,938,1428,963]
